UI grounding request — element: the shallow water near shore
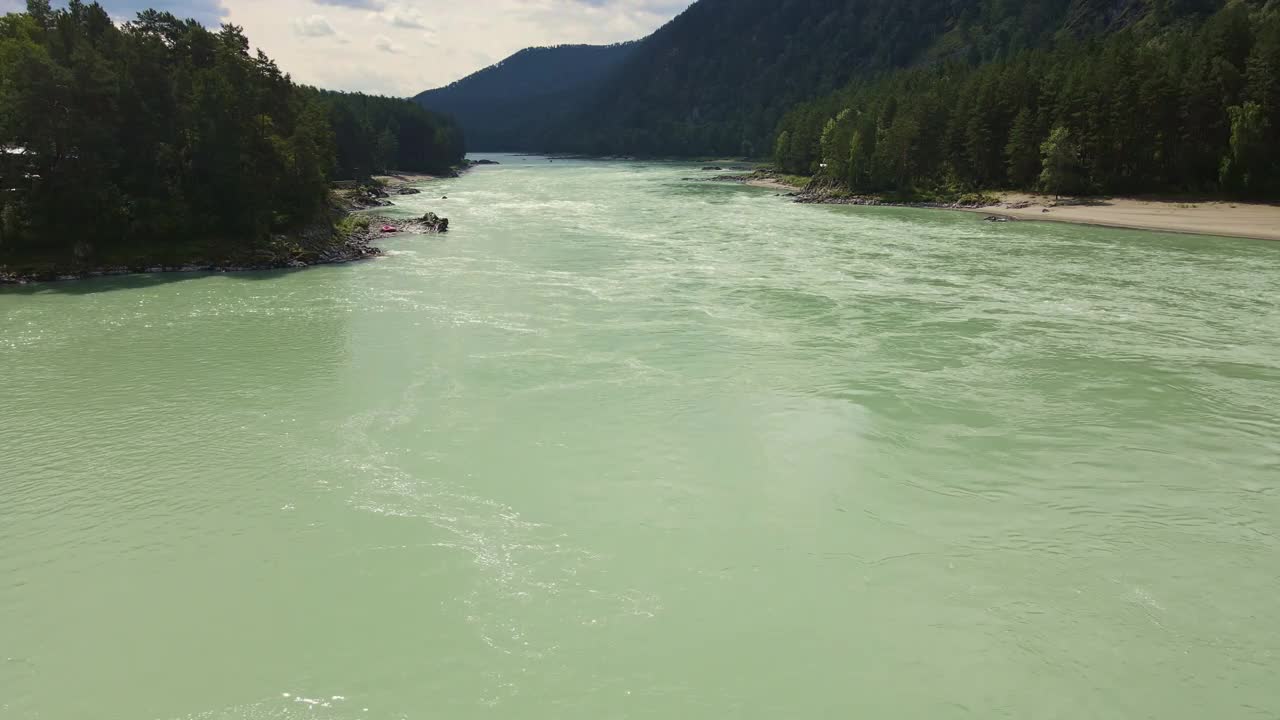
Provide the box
[3,154,1280,719]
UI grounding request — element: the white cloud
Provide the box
[292,14,337,37]
[373,34,403,54]
[215,0,694,96]
[383,4,428,30]
[313,0,383,8]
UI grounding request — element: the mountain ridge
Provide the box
[416,0,1252,160]
[414,42,637,151]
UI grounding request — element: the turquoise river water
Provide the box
[2,155,1279,719]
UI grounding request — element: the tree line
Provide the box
[773,1,1279,198]
[0,1,464,268]
[321,89,464,182]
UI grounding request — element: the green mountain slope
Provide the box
[420,0,1221,157]
[414,43,636,151]
[551,0,1100,156]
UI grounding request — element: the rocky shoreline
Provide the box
[793,192,994,212]
[0,227,384,286]
[700,171,999,211]
[2,188,452,285]
[352,212,450,237]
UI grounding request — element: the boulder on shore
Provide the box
[351,183,392,208]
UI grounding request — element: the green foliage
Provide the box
[1039,126,1082,197]
[773,2,1280,199]
[779,174,811,187]
[0,3,464,268]
[1219,102,1271,194]
[956,192,1001,207]
[316,89,464,180]
[1005,108,1042,188]
[336,213,371,235]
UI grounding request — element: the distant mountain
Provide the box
[414,43,637,151]
[416,0,1235,157]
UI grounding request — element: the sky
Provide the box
[0,0,693,96]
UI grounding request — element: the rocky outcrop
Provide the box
[472,159,500,165]
[421,212,449,233]
[793,193,991,210]
[349,183,393,209]
[790,178,997,210]
[359,211,449,236]
[685,173,752,183]
[395,187,422,196]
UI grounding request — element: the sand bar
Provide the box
[975,193,1280,241]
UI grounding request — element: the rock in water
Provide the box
[421,212,449,233]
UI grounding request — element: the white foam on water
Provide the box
[166,693,358,720]
[330,369,663,703]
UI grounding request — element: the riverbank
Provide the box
[712,172,1280,242]
[693,169,809,193]
[0,199,450,285]
[966,193,1280,241]
[373,158,499,189]
[0,224,382,285]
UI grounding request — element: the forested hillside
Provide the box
[774,1,1280,198]
[0,1,464,272]
[478,0,1208,157]
[415,43,636,151]
[548,0,1097,156]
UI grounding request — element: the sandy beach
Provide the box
[746,178,801,192]
[974,193,1280,241]
[372,172,446,188]
[743,174,1280,241]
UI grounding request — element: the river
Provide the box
[2,155,1279,719]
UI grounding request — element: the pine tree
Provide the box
[1219,102,1271,195]
[1038,125,1081,197]
[773,130,792,172]
[1005,107,1041,187]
